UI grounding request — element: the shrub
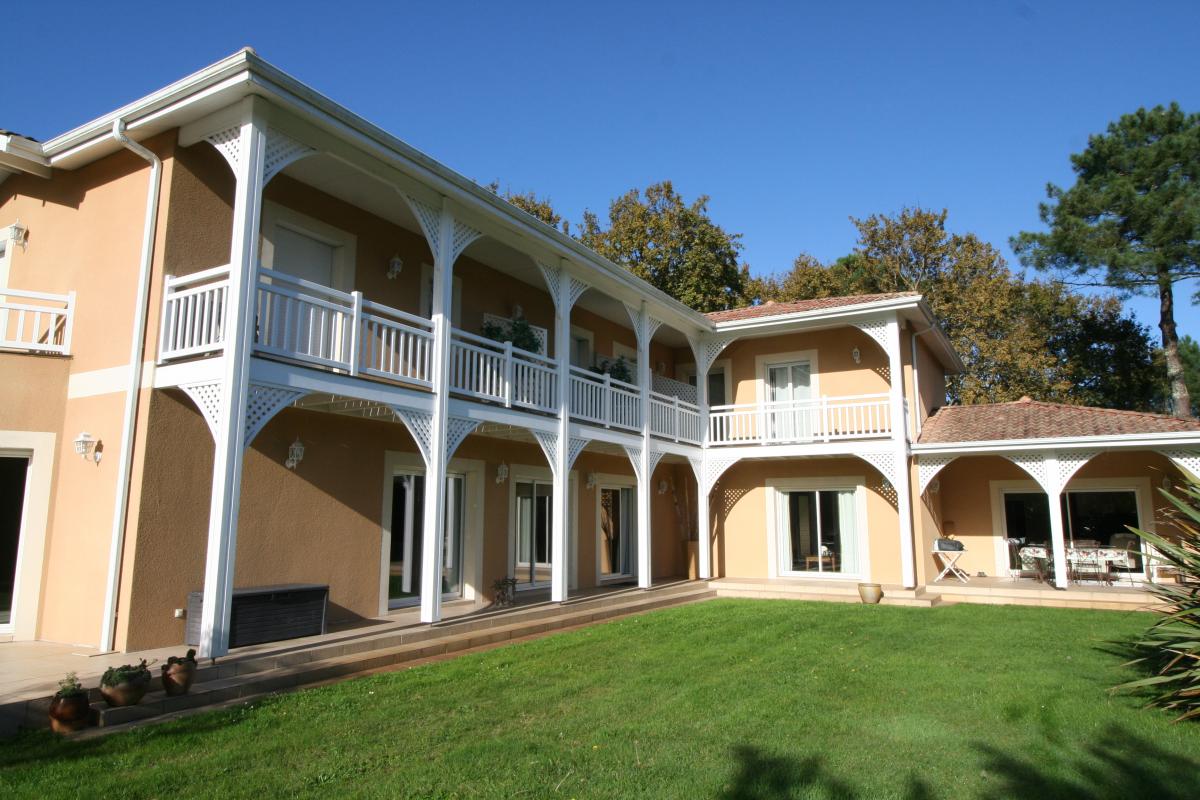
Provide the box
[1114,477,1200,721]
[56,671,85,698]
[101,660,151,688]
[481,315,542,354]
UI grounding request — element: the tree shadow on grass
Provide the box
[719,745,862,800]
[972,724,1200,800]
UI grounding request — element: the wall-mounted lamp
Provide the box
[495,462,509,485]
[657,479,670,495]
[73,432,101,464]
[285,437,305,470]
[386,253,404,280]
[851,347,861,365]
[586,472,597,490]
[929,478,940,494]
[8,220,28,250]
[512,304,524,320]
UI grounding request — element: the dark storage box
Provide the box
[186,584,328,648]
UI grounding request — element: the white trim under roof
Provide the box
[912,430,1200,455]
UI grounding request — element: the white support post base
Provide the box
[696,483,711,580]
[1048,488,1070,589]
[885,316,917,589]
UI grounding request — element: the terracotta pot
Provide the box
[161,661,197,696]
[48,693,91,733]
[857,583,884,604]
[100,678,149,707]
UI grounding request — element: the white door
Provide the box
[766,361,812,441]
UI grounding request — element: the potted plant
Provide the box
[161,649,198,696]
[100,660,151,707]
[857,582,884,604]
[48,672,90,733]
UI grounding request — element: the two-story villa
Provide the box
[2,50,1198,661]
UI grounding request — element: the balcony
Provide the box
[158,266,702,444]
[708,394,893,446]
[0,288,75,356]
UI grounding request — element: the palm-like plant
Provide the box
[1114,477,1200,721]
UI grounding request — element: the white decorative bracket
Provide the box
[1002,450,1098,496]
[566,436,590,471]
[648,449,666,480]
[853,319,890,355]
[533,430,560,474]
[244,383,307,446]
[623,445,642,482]
[535,261,591,315]
[391,408,434,467]
[449,219,484,265]
[1163,450,1200,481]
[703,453,743,495]
[445,416,480,461]
[1055,450,1099,490]
[623,303,663,348]
[917,455,958,495]
[860,451,899,489]
[687,455,704,486]
[686,333,738,376]
[206,127,243,174]
[263,128,315,185]
[180,381,223,442]
[402,195,443,257]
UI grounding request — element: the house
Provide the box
[2,50,1198,660]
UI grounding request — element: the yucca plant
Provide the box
[1113,477,1200,721]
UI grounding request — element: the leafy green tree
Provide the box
[485,181,569,234]
[1176,335,1200,416]
[1012,103,1200,418]
[579,181,747,312]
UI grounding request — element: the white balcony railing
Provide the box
[709,393,893,446]
[569,366,642,432]
[650,391,702,444]
[449,328,557,413]
[0,287,75,355]
[159,266,230,359]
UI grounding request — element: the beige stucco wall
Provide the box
[714,457,903,585]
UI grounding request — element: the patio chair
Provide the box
[1005,538,1024,581]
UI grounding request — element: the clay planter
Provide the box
[48,693,91,734]
[857,583,884,605]
[161,661,197,696]
[100,677,150,707]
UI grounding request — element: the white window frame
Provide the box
[678,358,733,405]
[755,349,820,405]
[988,477,1154,582]
[0,432,55,639]
[570,325,594,369]
[378,451,484,614]
[507,465,579,591]
[594,473,638,584]
[765,475,870,582]
[260,201,357,292]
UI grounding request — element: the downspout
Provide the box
[99,119,162,651]
[909,327,936,438]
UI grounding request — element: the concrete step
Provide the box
[18,582,715,736]
[711,578,942,607]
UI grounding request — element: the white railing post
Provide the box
[158,276,174,359]
[348,290,362,376]
[672,395,680,442]
[821,395,830,442]
[603,373,612,428]
[503,339,514,408]
[62,290,77,355]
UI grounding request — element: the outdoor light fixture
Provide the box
[657,479,670,495]
[285,437,305,470]
[8,220,28,250]
[386,253,404,280]
[73,432,100,463]
[851,347,861,364]
[586,472,597,490]
[929,478,941,494]
[495,462,509,485]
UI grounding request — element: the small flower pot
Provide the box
[48,693,91,733]
[100,678,149,707]
[161,661,197,696]
[857,583,883,604]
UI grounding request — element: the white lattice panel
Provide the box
[532,430,560,474]
[859,451,898,488]
[652,374,698,404]
[686,333,738,375]
[1164,449,1200,480]
[917,455,957,495]
[244,384,306,445]
[1004,453,1053,494]
[404,195,441,256]
[180,381,223,442]
[623,445,643,482]
[567,276,589,310]
[647,449,666,478]
[535,261,560,301]
[1056,450,1099,488]
[622,305,662,348]
[854,319,890,353]
[392,408,434,466]
[207,127,242,173]
[567,437,590,470]
[445,416,480,459]
[705,454,742,494]
[687,455,704,485]
[450,220,483,264]
[264,128,315,184]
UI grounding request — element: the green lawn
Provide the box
[2,600,1198,799]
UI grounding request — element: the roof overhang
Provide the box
[912,430,1200,455]
[712,295,964,373]
[0,133,51,179]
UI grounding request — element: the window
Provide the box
[765,361,813,441]
[1001,489,1143,575]
[687,367,728,408]
[570,326,594,368]
[514,478,553,589]
[773,484,863,578]
[260,202,355,291]
[598,486,636,580]
[387,472,465,607]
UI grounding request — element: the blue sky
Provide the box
[10,1,1198,339]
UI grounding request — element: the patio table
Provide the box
[1018,545,1136,574]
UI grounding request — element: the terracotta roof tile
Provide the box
[918,397,1200,443]
[706,292,919,323]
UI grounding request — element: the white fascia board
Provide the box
[712,438,895,462]
[710,296,922,333]
[911,431,1200,455]
[0,134,51,178]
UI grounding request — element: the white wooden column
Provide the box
[694,360,712,580]
[1045,455,1071,589]
[550,261,572,602]
[628,302,660,589]
[417,204,457,623]
[885,315,917,588]
[199,101,267,659]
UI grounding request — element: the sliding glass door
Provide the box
[766,361,813,441]
[1002,489,1144,578]
[777,488,860,576]
[388,473,465,608]
[514,479,553,589]
[599,486,636,581]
